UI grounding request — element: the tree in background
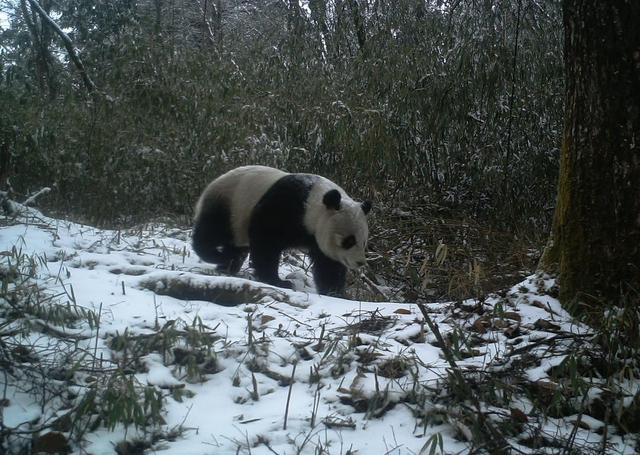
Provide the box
[540,0,640,317]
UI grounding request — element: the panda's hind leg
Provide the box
[192,199,243,274]
[218,246,248,275]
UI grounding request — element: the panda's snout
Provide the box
[347,259,366,270]
[341,257,367,270]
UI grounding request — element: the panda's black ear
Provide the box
[323,189,341,210]
[361,200,372,215]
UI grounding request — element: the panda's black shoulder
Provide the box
[258,174,318,208]
[249,173,319,245]
[255,173,317,214]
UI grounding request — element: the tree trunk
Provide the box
[348,0,366,56]
[20,0,55,98]
[540,0,640,316]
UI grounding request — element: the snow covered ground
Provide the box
[1,203,638,454]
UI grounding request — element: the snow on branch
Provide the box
[23,187,51,206]
[24,0,97,95]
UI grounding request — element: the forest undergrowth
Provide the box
[1,0,561,302]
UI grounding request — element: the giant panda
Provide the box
[192,165,372,296]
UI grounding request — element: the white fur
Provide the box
[303,176,369,270]
[195,165,287,246]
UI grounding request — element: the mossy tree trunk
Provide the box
[540,0,640,316]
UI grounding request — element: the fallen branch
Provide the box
[30,318,93,340]
[23,187,51,206]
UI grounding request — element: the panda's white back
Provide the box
[196,165,287,246]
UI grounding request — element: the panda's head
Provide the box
[315,189,371,270]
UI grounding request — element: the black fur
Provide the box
[249,175,347,295]
[361,200,372,215]
[192,199,248,275]
[309,243,346,296]
[341,235,356,249]
[322,189,341,210]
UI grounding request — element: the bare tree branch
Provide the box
[25,0,96,95]
[195,0,217,45]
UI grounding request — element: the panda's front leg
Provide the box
[249,242,293,290]
[309,245,346,297]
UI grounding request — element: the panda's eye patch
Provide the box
[341,235,356,249]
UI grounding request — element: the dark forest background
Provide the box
[0,0,563,301]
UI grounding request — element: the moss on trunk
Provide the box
[540,0,640,317]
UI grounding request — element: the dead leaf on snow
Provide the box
[501,311,522,322]
[504,325,521,338]
[531,300,559,317]
[534,319,561,331]
[394,308,412,315]
[261,315,276,325]
[510,408,529,424]
[472,316,491,333]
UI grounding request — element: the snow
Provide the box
[1,203,638,454]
